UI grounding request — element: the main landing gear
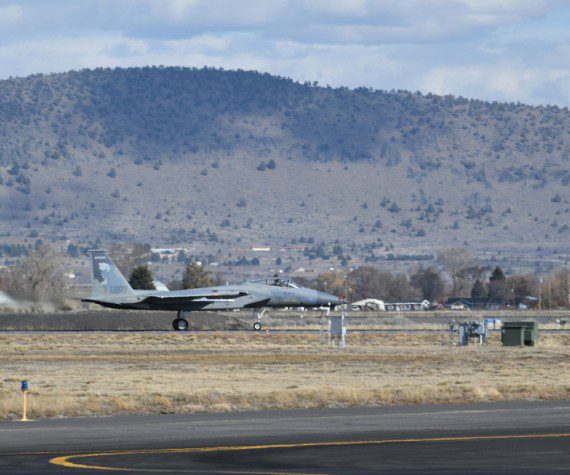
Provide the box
[252,308,267,331]
[173,311,190,331]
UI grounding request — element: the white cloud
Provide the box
[0,4,23,25]
[0,0,563,43]
[421,65,536,102]
[0,0,567,106]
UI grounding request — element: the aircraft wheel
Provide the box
[173,318,189,331]
[252,321,262,331]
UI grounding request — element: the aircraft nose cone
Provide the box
[316,291,340,307]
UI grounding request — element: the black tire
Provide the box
[173,318,189,331]
[253,321,262,331]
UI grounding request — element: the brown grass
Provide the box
[0,332,568,420]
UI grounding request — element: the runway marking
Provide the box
[49,433,570,473]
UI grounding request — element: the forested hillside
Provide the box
[0,67,568,259]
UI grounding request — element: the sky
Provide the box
[0,0,569,106]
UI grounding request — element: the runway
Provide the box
[1,400,569,474]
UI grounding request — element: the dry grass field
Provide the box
[0,332,568,420]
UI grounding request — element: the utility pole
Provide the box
[565,267,570,309]
[344,266,350,310]
[548,277,552,310]
[538,275,543,311]
[511,282,516,308]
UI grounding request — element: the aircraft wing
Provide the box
[139,289,250,305]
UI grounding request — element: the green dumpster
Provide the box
[502,321,538,347]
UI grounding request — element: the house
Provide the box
[444,297,503,310]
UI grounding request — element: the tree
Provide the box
[437,248,477,295]
[489,266,505,282]
[313,271,345,297]
[388,202,401,213]
[110,243,151,277]
[348,266,416,302]
[67,243,79,258]
[176,250,187,263]
[212,272,225,286]
[182,262,211,289]
[410,267,444,301]
[128,265,155,290]
[471,279,487,300]
[5,245,64,299]
[540,269,569,309]
[487,266,509,303]
[507,274,538,307]
[456,265,488,296]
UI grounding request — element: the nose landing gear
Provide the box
[173,311,190,331]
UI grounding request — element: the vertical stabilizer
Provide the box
[87,250,136,298]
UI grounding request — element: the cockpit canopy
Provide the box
[248,277,301,288]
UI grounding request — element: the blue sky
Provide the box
[0,0,568,106]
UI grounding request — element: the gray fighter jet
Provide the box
[83,250,340,331]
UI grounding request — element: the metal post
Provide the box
[319,315,324,350]
[567,268,570,309]
[328,316,331,349]
[340,314,346,349]
[21,380,28,422]
[22,391,27,422]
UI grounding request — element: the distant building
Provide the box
[444,298,503,310]
[384,300,430,311]
[151,248,187,255]
[519,296,539,309]
[251,246,271,252]
[350,299,429,311]
[351,299,385,311]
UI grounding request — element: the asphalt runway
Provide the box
[1,401,569,474]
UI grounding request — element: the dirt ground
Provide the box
[0,331,568,420]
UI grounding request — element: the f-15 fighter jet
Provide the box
[83,250,340,331]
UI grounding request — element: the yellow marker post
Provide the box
[21,380,28,422]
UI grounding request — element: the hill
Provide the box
[0,67,568,270]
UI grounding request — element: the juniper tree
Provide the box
[128,265,155,290]
[182,262,211,289]
[488,266,508,303]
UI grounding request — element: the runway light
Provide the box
[21,380,29,422]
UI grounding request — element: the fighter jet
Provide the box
[83,250,340,331]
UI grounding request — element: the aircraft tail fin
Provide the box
[87,250,136,298]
